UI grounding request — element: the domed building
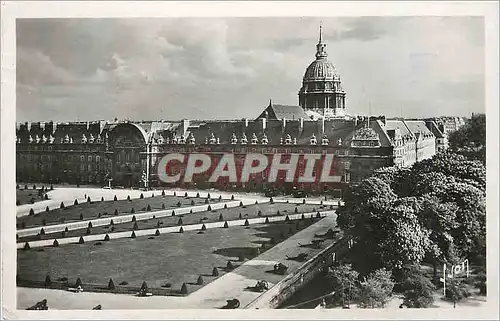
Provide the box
[298,25,346,118]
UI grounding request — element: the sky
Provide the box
[16,17,485,122]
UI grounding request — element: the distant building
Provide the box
[16,26,445,197]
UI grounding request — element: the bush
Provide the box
[78,236,85,244]
[223,221,229,228]
[110,219,114,226]
[239,201,244,207]
[231,195,235,200]
[86,227,92,235]
[224,204,227,209]
[131,231,136,238]
[147,204,152,211]
[44,194,49,200]
[177,201,182,207]
[226,261,234,269]
[114,209,118,215]
[244,219,250,226]
[140,193,144,199]
[179,226,184,233]
[101,197,104,202]
[133,222,139,230]
[44,275,52,287]
[74,199,79,206]
[75,277,83,288]
[127,195,131,201]
[181,283,188,294]
[29,208,35,216]
[119,281,128,286]
[104,234,110,241]
[16,200,20,206]
[197,275,204,285]
[60,202,65,209]
[45,206,50,212]
[131,208,135,214]
[87,197,91,203]
[24,242,30,250]
[132,215,136,222]
[171,210,176,216]
[108,278,115,290]
[265,217,270,224]
[155,229,161,236]
[191,200,196,206]
[212,267,219,277]
[258,210,262,217]
[52,239,59,247]
[88,222,93,228]
[162,204,166,209]
[196,192,200,198]
[79,213,84,220]
[162,190,165,196]
[40,228,45,235]
[114,195,118,201]
[208,205,212,211]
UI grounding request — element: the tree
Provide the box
[446,277,469,308]
[358,268,395,308]
[401,265,435,308]
[327,263,359,308]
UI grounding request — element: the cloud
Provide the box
[16,17,485,122]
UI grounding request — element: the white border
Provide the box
[1,1,499,319]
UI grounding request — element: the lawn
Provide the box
[18,203,330,243]
[16,188,52,206]
[17,220,318,294]
[17,194,222,229]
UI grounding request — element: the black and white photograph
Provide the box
[1,1,498,319]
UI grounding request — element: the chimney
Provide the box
[27,122,32,132]
[261,118,267,131]
[40,122,45,131]
[244,118,249,127]
[282,118,286,128]
[299,118,304,133]
[182,119,190,135]
[318,118,325,134]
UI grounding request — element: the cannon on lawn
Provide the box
[92,304,102,310]
[298,239,325,249]
[286,253,309,262]
[26,299,48,310]
[222,298,240,309]
[314,228,339,239]
[247,280,269,292]
[273,263,289,275]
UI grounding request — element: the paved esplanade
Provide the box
[17,214,337,310]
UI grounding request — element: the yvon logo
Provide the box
[157,153,342,184]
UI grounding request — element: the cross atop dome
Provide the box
[316,22,328,60]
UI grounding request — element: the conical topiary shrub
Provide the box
[140,281,148,291]
[155,229,160,236]
[178,217,183,225]
[127,195,131,201]
[191,200,196,206]
[302,199,306,204]
[301,213,305,220]
[207,193,211,199]
[294,207,299,214]
[239,201,244,207]
[79,213,84,220]
[258,210,262,217]
[184,192,188,197]
[239,213,243,219]
[223,221,229,228]
[177,201,182,207]
[201,224,206,231]
[114,209,118,215]
[197,275,204,285]
[224,203,228,209]
[29,208,35,216]
[162,203,166,209]
[46,206,50,212]
[24,242,30,250]
[244,219,250,226]
[101,196,105,202]
[133,222,139,230]
[131,208,135,214]
[207,205,212,211]
[219,195,222,201]
[151,193,154,198]
[108,278,115,290]
[78,236,85,244]
[87,196,91,203]
[40,228,45,236]
[212,267,219,277]
[44,194,49,200]
[226,261,234,270]
[44,275,52,287]
[270,197,274,204]
[53,239,59,247]
[86,227,92,235]
[196,192,200,198]
[131,231,136,238]
[64,226,69,232]
[285,215,290,222]
[171,210,176,216]
[265,217,270,224]
[179,226,184,233]
[255,200,258,205]
[75,277,82,288]
[190,209,193,214]
[173,192,177,196]
[218,213,223,221]
[140,193,144,199]
[104,234,110,241]
[162,190,165,196]
[180,283,188,295]
[88,222,93,228]
[132,215,136,222]
[316,211,321,218]
[74,199,79,206]
[277,210,281,216]
[110,219,115,226]
[114,195,118,201]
